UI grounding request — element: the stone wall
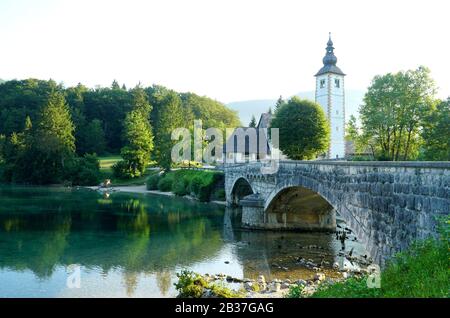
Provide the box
[224,161,450,266]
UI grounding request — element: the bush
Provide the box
[189,176,203,195]
[157,176,173,192]
[112,160,134,179]
[286,284,305,298]
[173,178,188,196]
[213,189,226,201]
[146,174,161,190]
[175,270,243,298]
[65,154,101,186]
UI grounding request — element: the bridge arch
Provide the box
[264,184,336,231]
[229,177,254,206]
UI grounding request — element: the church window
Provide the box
[335,79,340,88]
[320,79,326,88]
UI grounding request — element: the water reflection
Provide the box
[0,186,366,297]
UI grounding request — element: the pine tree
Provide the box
[275,95,285,111]
[249,115,257,128]
[152,90,184,171]
[115,87,154,177]
[120,109,154,177]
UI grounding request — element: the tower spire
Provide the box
[315,33,345,76]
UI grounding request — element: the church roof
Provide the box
[315,33,345,77]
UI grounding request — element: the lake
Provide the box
[0,186,366,297]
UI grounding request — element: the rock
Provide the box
[226,275,233,282]
[295,279,307,286]
[333,262,340,269]
[269,282,281,292]
[257,275,266,284]
[281,282,290,289]
[284,279,292,284]
[224,261,230,264]
[342,272,348,279]
[244,282,254,292]
[314,273,326,281]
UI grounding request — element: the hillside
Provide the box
[227,90,365,126]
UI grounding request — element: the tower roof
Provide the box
[315,33,345,77]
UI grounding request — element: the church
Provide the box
[315,33,346,159]
[223,34,346,162]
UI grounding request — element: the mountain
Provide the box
[227,89,366,126]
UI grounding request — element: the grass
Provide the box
[287,218,449,298]
[98,155,158,186]
[146,169,224,202]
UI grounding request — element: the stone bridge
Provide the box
[224,160,450,265]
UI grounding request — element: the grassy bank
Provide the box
[98,155,158,186]
[288,219,449,298]
[147,169,225,202]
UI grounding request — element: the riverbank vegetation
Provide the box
[287,218,449,298]
[0,79,240,185]
[175,270,244,298]
[147,169,224,202]
[346,66,449,161]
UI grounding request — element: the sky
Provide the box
[0,0,449,103]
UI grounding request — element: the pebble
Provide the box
[314,273,326,281]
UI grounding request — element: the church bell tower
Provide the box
[315,33,346,159]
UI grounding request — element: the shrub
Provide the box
[174,270,243,298]
[157,176,173,192]
[146,174,161,190]
[197,184,212,202]
[175,270,208,298]
[173,178,188,196]
[112,160,134,179]
[213,189,226,201]
[286,284,305,298]
[189,176,203,195]
[65,154,101,186]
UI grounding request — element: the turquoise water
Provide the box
[0,186,362,297]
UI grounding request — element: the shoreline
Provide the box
[86,185,228,205]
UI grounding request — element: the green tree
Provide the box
[421,99,450,160]
[275,95,285,112]
[249,115,257,128]
[270,97,330,160]
[360,66,436,161]
[116,87,153,178]
[151,90,184,170]
[79,119,107,155]
[35,91,75,166]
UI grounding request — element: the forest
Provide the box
[0,79,240,185]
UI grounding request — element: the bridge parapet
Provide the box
[224,160,450,265]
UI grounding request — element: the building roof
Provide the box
[315,33,345,77]
[257,112,272,129]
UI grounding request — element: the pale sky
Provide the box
[0,0,449,103]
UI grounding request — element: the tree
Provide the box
[249,115,257,128]
[270,97,330,160]
[275,95,285,112]
[79,119,107,155]
[19,91,76,184]
[268,107,273,115]
[151,90,184,170]
[116,87,153,178]
[421,99,450,160]
[116,110,153,178]
[360,66,436,161]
